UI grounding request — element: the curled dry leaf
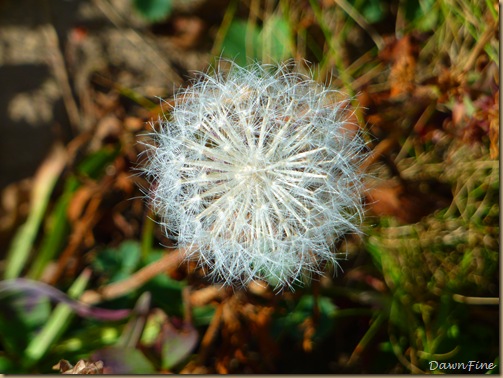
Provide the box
[53,359,104,374]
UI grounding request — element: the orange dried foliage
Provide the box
[47,107,146,285]
[193,289,280,374]
[366,179,451,224]
[169,16,207,49]
[379,35,419,98]
[301,317,315,352]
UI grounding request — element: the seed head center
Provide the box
[236,158,270,185]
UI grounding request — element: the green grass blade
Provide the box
[27,177,79,280]
[4,146,66,279]
[23,269,91,367]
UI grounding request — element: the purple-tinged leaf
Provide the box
[0,279,130,321]
[160,317,198,370]
[117,292,151,348]
[91,347,156,374]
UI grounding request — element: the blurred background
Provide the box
[0,0,499,373]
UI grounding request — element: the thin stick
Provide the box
[81,249,184,304]
[452,294,499,305]
[333,0,384,50]
[197,302,224,365]
[41,2,81,133]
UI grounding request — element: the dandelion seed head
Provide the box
[142,61,368,290]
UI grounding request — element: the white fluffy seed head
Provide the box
[142,61,368,290]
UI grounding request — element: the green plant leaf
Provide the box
[221,15,293,66]
[260,15,293,61]
[4,146,66,279]
[192,304,215,327]
[92,241,142,284]
[91,346,157,374]
[77,146,120,180]
[132,0,172,23]
[361,0,386,23]
[28,176,79,280]
[141,249,185,316]
[272,294,337,342]
[221,20,261,66]
[161,320,198,370]
[0,293,51,357]
[0,355,14,374]
[23,270,91,367]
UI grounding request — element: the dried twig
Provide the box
[452,294,499,306]
[333,0,385,50]
[81,249,184,304]
[41,1,81,133]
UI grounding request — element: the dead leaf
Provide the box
[89,115,121,152]
[67,185,96,223]
[168,16,206,49]
[53,359,104,374]
[366,179,452,224]
[488,91,499,159]
[380,35,419,98]
[301,317,315,353]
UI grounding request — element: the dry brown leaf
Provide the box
[380,35,419,98]
[88,115,121,152]
[190,285,222,307]
[53,359,104,374]
[488,91,499,159]
[301,317,315,353]
[0,179,32,239]
[366,179,451,224]
[169,16,206,49]
[67,185,96,223]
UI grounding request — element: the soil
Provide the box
[0,0,226,189]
